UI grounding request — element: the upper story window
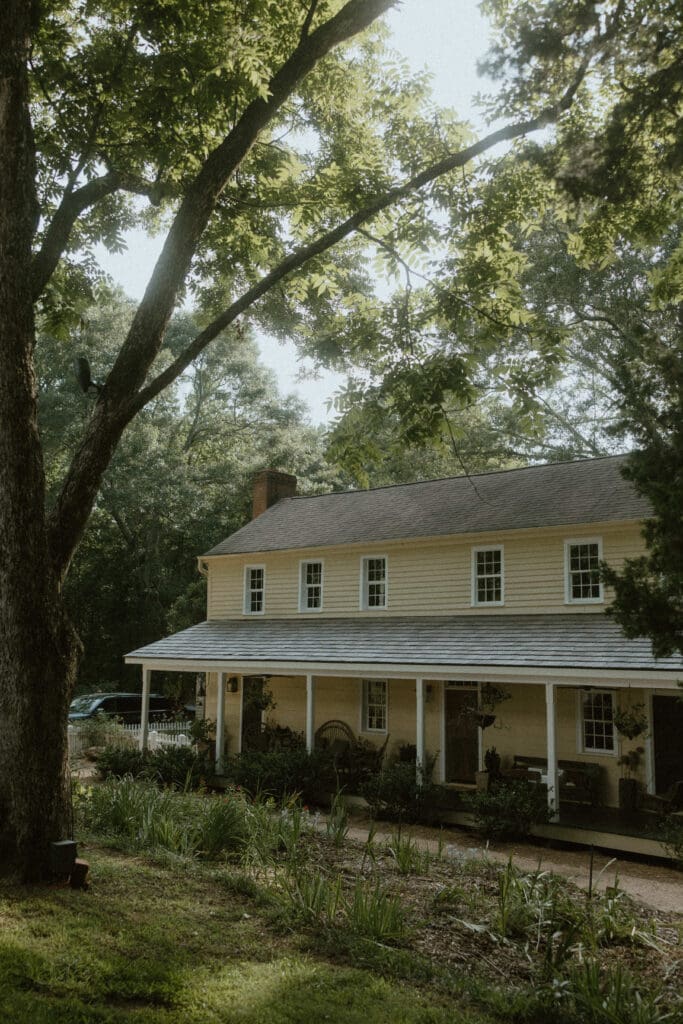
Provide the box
[360,556,387,610]
[244,565,265,614]
[579,689,615,753]
[472,546,504,605]
[299,560,323,612]
[362,679,387,732]
[565,539,603,603]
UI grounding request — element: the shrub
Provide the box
[97,745,147,779]
[146,745,207,789]
[465,779,552,841]
[659,815,683,869]
[222,748,331,803]
[359,759,440,824]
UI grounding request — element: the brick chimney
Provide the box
[252,469,297,518]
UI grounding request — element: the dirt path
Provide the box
[343,815,683,914]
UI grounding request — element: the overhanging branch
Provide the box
[133,86,587,412]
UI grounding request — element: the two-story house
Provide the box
[126,457,683,835]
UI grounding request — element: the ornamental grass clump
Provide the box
[78,776,250,860]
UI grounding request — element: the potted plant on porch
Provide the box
[475,746,502,792]
[613,702,648,811]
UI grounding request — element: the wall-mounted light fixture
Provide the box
[227,677,239,693]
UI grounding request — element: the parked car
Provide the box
[68,692,179,724]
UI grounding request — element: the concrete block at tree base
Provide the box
[70,859,89,889]
[49,839,77,876]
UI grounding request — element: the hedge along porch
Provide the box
[125,613,683,826]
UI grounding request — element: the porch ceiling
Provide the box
[125,614,683,678]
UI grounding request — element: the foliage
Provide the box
[659,816,683,871]
[465,780,553,841]
[38,296,339,692]
[72,711,130,748]
[563,962,673,1024]
[222,748,331,803]
[385,831,432,876]
[96,744,146,779]
[613,704,649,741]
[146,745,208,789]
[359,759,440,824]
[96,742,208,788]
[326,790,350,848]
[601,325,683,657]
[617,748,644,781]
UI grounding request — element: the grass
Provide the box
[0,849,492,1024]
[0,778,680,1023]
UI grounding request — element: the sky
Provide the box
[96,0,492,423]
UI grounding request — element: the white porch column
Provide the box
[416,678,425,782]
[545,682,560,822]
[306,674,315,754]
[236,676,244,754]
[140,667,151,752]
[215,672,226,775]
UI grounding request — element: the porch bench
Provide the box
[511,755,602,806]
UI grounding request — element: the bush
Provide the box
[359,760,440,824]
[97,745,147,779]
[659,814,683,869]
[147,745,208,789]
[465,780,552,841]
[222,748,332,803]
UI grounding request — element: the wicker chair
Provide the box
[314,719,356,750]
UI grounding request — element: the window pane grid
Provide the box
[569,543,601,600]
[247,568,264,613]
[302,561,322,610]
[582,691,614,752]
[363,680,387,731]
[475,549,502,603]
[364,558,386,608]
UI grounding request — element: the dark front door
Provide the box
[241,676,265,750]
[445,688,479,783]
[653,695,683,794]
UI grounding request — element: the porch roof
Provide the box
[125,614,683,675]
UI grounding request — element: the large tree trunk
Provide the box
[0,0,80,881]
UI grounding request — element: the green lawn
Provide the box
[1,778,680,1024]
[0,849,494,1024]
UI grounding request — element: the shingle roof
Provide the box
[204,456,648,557]
[125,614,680,673]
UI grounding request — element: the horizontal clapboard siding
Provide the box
[206,523,644,619]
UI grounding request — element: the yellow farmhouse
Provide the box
[126,457,683,845]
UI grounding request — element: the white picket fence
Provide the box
[68,720,193,758]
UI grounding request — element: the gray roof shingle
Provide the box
[125,614,680,673]
[204,456,648,557]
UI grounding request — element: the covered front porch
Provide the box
[125,614,683,856]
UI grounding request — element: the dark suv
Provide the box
[68,692,177,724]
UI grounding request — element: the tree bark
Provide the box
[0,1,80,880]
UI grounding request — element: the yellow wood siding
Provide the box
[206,523,644,620]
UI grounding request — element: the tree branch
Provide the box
[133,89,588,412]
[46,0,395,579]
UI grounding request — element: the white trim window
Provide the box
[299,559,323,612]
[579,689,615,753]
[360,556,387,609]
[565,539,603,603]
[244,565,265,614]
[472,546,504,605]
[362,679,387,732]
